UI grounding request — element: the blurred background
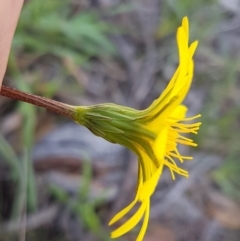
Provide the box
[0,0,240,240]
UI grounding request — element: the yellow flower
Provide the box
[73,16,200,241]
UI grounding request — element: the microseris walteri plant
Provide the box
[0,17,200,241]
[72,17,201,240]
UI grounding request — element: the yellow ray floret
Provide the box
[73,16,201,241]
[107,16,200,241]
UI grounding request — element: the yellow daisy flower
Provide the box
[73,16,200,241]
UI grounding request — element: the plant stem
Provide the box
[0,85,75,119]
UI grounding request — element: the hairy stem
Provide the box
[0,85,75,119]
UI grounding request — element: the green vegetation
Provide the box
[1,0,240,240]
[13,0,116,63]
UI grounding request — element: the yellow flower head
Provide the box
[74,16,200,241]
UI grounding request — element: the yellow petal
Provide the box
[182,16,189,43]
[170,74,193,106]
[138,152,153,181]
[170,105,187,120]
[109,197,138,226]
[189,41,198,57]
[110,201,148,238]
[139,164,163,201]
[136,199,150,241]
[153,127,168,161]
[109,175,143,225]
[177,27,188,70]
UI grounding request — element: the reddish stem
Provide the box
[0,85,75,119]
